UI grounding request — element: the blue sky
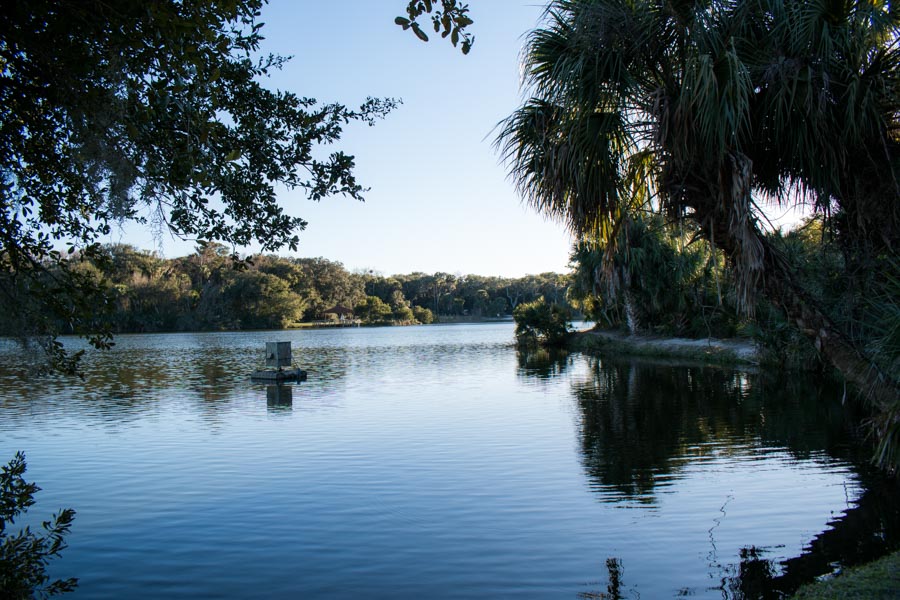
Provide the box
[112,0,806,277]
[113,1,575,277]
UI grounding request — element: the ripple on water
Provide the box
[0,324,895,599]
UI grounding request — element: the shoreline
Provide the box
[790,549,900,599]
[568,328,760,365]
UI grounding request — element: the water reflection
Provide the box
[722,475,900,598]
[577,557,634,599]
[0,336,353,425]
[565,355,860,501]
[726,547,779,600]
[521,352,900,598]
[570,472,900,599]
[516,347,571,381]
[266,385,292,412]
[1,326,897,599]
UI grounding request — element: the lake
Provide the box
[1,323,897,598]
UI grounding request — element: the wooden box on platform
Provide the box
[250,341,307,382]
[266,341,292,368]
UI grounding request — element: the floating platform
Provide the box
[250,368,308,382]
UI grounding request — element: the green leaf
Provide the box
[451,28,459,46]
[412,23,429,42]
[394,16,410,26]
[225,149,241,162]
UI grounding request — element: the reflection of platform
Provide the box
[250,368,307,382]
[266,385,293,409]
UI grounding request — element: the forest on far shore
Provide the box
[2,242,572,334]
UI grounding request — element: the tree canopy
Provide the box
[0,0,402,370]
[498,0,899,405]
[0,242,571,337]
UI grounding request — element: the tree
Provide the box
[473,289,491,315]
[570,215,737,337]
[388,289,408,310]
[513,297,571,347]
[488,297,509,318]
[392,303,416,323]
[1,453,77,598]
[98,245,193,332]
[497,0,899,404]
[425,272,457,315]
[252,254,309,291]
[221,270,306,329]
[0,0,398,372]
[295,258,364,319]
[396,0,475,54]
[412,305,435,324]
[354,295,393,323]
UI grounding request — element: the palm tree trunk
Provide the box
[623,289,640,335]
[761,246,898,407]
[707,214,899,407]
[688,157,898,405]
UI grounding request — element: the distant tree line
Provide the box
[0,243,572,335]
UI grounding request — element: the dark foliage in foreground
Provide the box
[0,453,76,598]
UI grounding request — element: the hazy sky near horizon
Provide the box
[111,0,575,277]
[111,0,806,277]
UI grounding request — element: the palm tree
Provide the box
[497,0,899,405]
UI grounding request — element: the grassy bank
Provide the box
[567,329,759,365]
[790,549,900,599]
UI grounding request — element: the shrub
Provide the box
[412,306,434,324]
[514,298,571,346]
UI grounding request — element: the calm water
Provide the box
[0,323,897,599]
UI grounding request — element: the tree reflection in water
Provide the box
[516,347,571,381]
[577,557,633,599]
[571,355,860,500]
[538,352,900,598]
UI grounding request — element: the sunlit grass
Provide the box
[791,550,900,599]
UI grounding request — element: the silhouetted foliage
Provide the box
[514,297,572,347]
[0,0,398,372]
[396,0,474,54]
[0,453,76,598]
[498,0,900,454]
